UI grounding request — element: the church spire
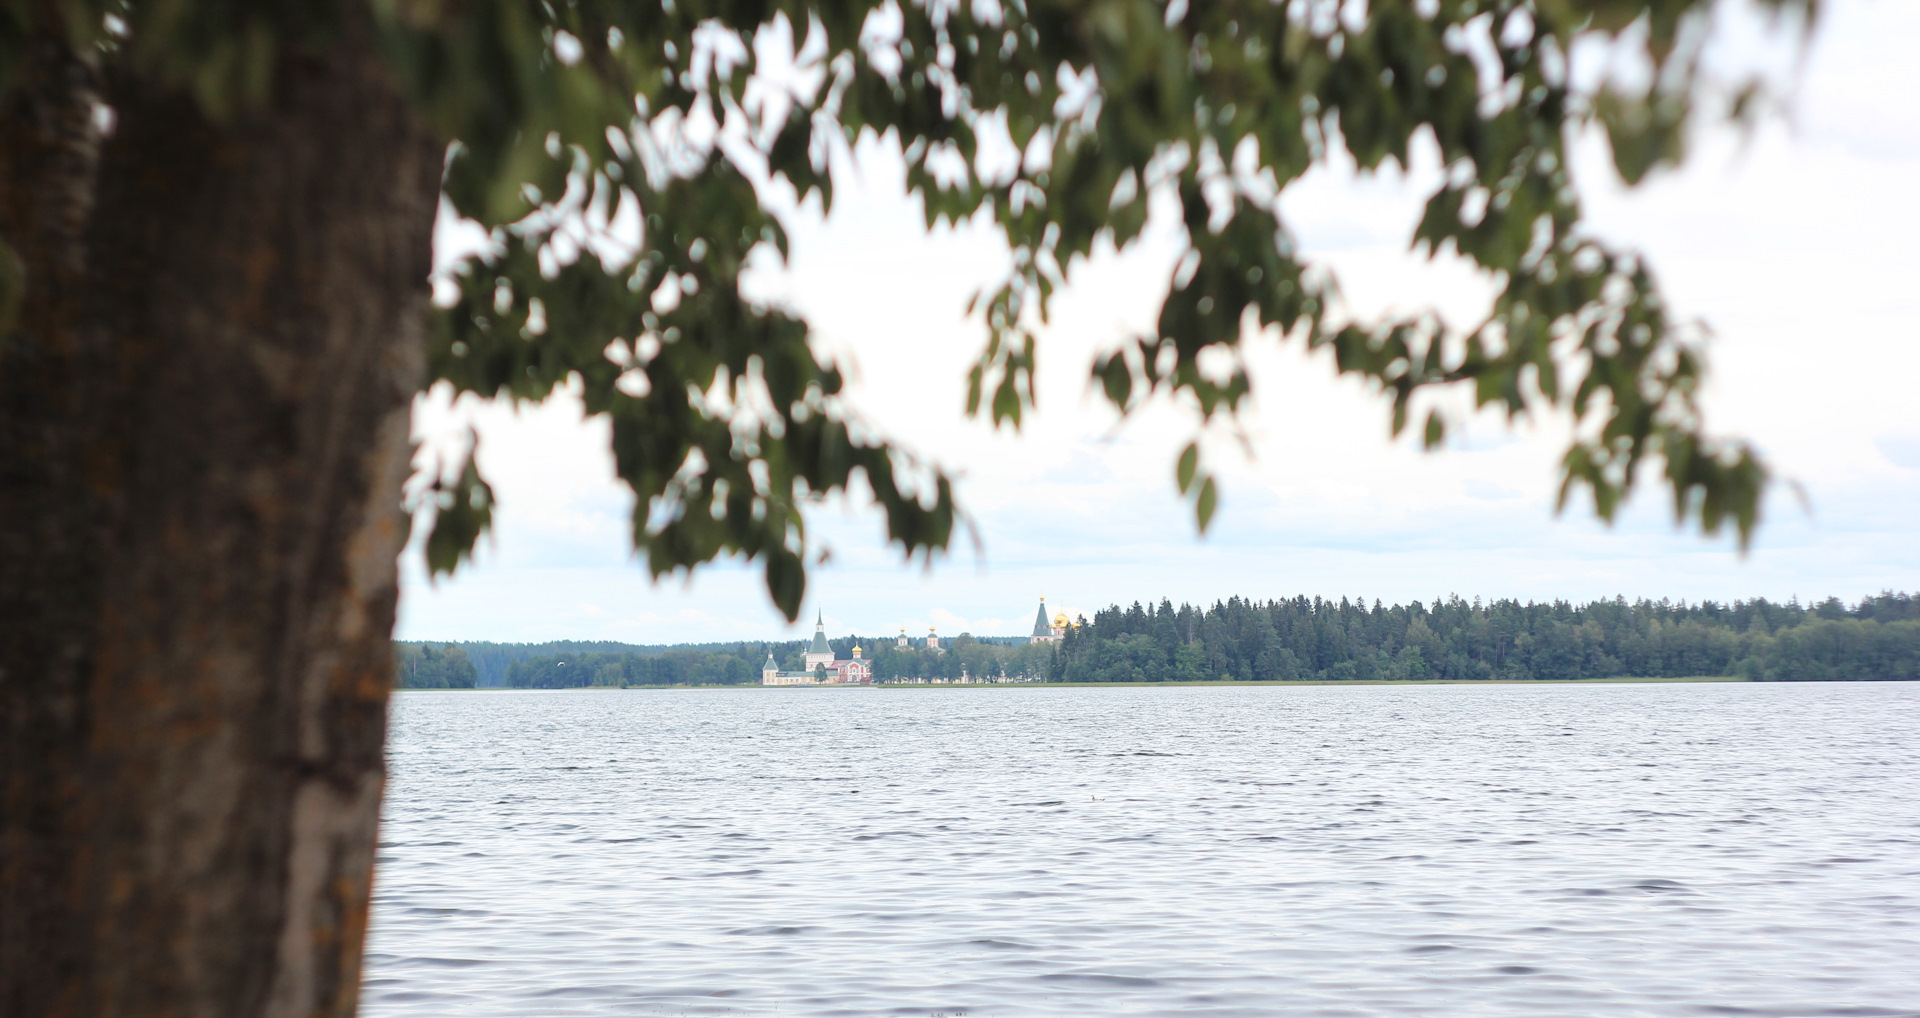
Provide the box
[809,610,830,656]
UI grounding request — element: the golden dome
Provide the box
[1052,611,1070,627]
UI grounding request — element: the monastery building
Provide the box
[761,612,872,685]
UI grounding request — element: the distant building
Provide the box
[926,626,941,651]
[1030,596,1067,644]
[761,612,872,685]
[804,611,834,671]
[839,645,871,684]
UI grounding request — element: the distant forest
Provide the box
[395,639,757,688]
[397,592,1920,687]
[1050,592,1920,683]
[394,642,478,688]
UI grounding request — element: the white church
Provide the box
[761,598,1070,685]
[761,612,873,685]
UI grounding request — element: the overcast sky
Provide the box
[398,0,1920,645]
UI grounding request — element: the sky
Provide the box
[398,0,1920,645]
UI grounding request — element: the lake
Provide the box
[363,682,1920,1017]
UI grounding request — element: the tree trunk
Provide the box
[1,16,438,1017]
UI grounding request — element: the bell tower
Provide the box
[1030,596,1053,643]
[804,611,835,671]
[1030,596,1065,643]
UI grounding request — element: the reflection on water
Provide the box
[364,682,1920,1017]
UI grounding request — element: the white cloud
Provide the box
[1878,437,1920,472]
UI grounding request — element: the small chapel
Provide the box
[761,611,872,685]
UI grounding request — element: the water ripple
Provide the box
[365,682,1920,1017]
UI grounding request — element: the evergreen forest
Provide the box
[1050,592,1920,683]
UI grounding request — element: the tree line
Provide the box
[1052,592,1920,683]
[393,643,477,688]
[856,636,1053,683]
[393,639,761,687]
[388,641,787,689]
[494,636,1048,687]
[403,591,1920,688]
[505,646,773,688]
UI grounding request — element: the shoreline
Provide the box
[403,676,1773,691]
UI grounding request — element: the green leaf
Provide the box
[1097,353,1132,411]
[376,0,1798,614]
[422,433,495,578]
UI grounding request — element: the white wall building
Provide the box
[761,612,872,685]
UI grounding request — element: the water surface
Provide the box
[364,682,1920,1016]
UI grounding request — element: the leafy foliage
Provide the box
[411,429,497,576]
[0,0,1817,619]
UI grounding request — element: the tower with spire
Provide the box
[760,610,873,685]
[803,610,834,671]
[1030,596,1066,643]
